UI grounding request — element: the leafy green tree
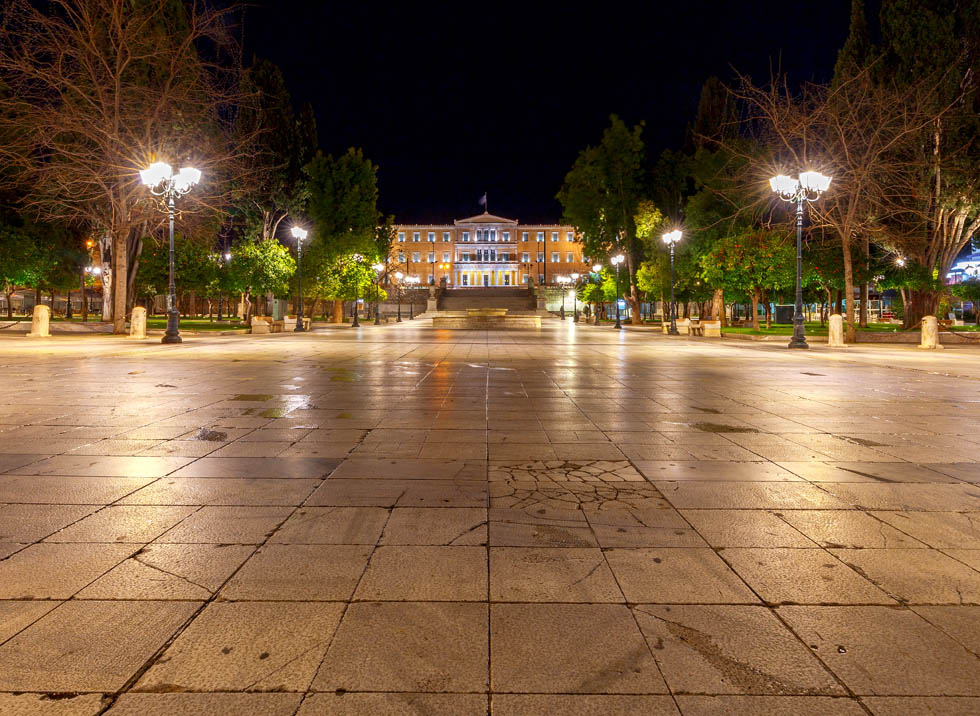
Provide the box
[699,230,796,330]
[557,115,647,320]
[952,279,980,324]
[225,238,296,322]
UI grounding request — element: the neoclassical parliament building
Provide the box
[389,211,589,287]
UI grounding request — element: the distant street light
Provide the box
[290,226,309,332]
[394,271,404,322]
[140,161,202,344]
[217,251,231,321]
[591,263,603,325]
[372,262,385,325]
[610,254,625,329]
[556,275,570,319]
[770,171,832,349]
[351,253,363,328]
[406,275,421,319]
[662,230,683,335]
[571,272,580,322]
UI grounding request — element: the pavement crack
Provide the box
[132,555,212,594]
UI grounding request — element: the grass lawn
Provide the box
[145,317,246,332]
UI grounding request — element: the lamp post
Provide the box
[610,254,625,329]
[770,171,832,349]
[351,253,363,328]
[83,265,100,323]
[570,272,580,322]
[591,263,603,325]
[140,161,202,344]
[217,251,231,321]
[290,226,308,332]
[372,262,385,324]
[662,230,682,335]
[557,275,569,319]
[407,275,420,319]
[394,271,404,322]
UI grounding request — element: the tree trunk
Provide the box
[111,229,128,333]
[99,235,112,322]
[841,239,856,342]
[243,290,253,324]
[750,289,760,331]
[906,288,940,328]
[711,290,724,326]
[126,234,142,318]
[331,299,343,323]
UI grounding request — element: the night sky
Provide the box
[243,1,866,224]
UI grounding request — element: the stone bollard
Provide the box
[129,307,147,339]
[828,314,846,347]
[27,305,51,337]
[919,315,943,349]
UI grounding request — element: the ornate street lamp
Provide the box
[290,226,309,332]
[570,272,580,322]
[394,271,404,322]
[610,254,625,329]
[140,161,202,344]
[83,265,101,323]
[662,230,682,335]
[556,275,570,319]
[351,253,363,328]
[770,171,832,349]
[372,262,385,325]
[591,264,603,325]
[406,275,420,319]
[216,251,231,321]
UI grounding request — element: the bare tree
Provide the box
[732,66,950,340]
[0,0,256,333]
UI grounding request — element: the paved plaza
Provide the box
[1,321,980,715]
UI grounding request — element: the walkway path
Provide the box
[0,322,979,715]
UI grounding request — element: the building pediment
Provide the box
[454,211,518,226]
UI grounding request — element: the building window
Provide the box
[397,232,405,242]
[462,274,469,286]
[462,231,470,242]
[567,252,573,263]
[443,231,451,242]
[551,252,559,263]
[537,252,544,263]
[428,252,434,262]
[538,273,545,284]
[397,252,405,262]
[551,231,559,242]
[412,252,420,263]
[442,252,450,262]
[502,231,509,241]
[567,231,574,242]
[536,231,544,242]
[522,252,529,262]
[462,253,470,262]
[428,232,435,242]
[522,231,528,242]
[428,274,434,285]
[413,232,420,242]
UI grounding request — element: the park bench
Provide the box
[690,320,704,336]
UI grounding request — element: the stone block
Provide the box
[129,307,146,339]
[919,315,942,349]
[703,320,722,337]
[27,304,50,337]
[828,314,846,347]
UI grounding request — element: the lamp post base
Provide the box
[162,309,181,344]
[294,322,306,333]
[788,338,809,349]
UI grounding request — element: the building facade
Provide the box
[389,212,589,287]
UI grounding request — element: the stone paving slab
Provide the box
[1,325,980,712]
